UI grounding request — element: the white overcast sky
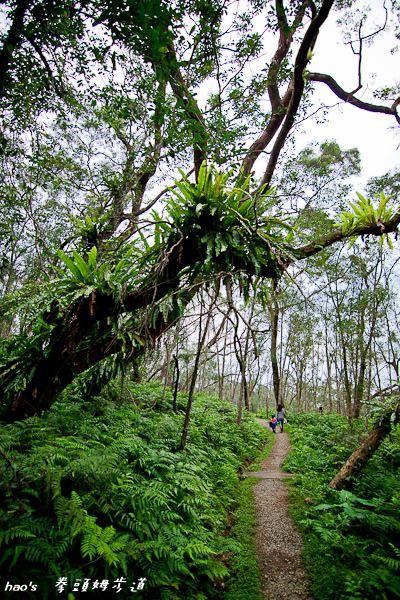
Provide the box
[299,0,399,185]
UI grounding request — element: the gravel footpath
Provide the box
[244,420,314,600]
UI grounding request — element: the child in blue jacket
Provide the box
[269,415,277,433]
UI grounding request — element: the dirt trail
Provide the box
[244,420,314,600]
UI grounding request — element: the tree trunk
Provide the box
[328,411,394,490]
[269,293,281,405]
[296,361,303,411]
[2,236,203,422]
[352,347,367,419]
[236,374,244,426]
[243,323,252,411]
[341,338,353,425]
[326,354,332,413]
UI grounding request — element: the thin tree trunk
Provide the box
[243,322,252,411]
[353,306,377,419]
[201,360,206,393]
[218,324,227,400]
[172,355,179,413]
[180,300,213,450]
[326,349,332,413]
[234,330,247,424]
[161,340,172,400]
[333,349,342,414]
[232,371,240,404]
[237,372,244,425]
[297,361,303,412]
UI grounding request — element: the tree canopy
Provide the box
[1,0,400,421]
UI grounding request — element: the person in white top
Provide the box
[276,404,286,432]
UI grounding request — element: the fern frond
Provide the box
[0,526,36,547]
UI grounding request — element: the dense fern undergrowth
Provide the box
[0,381,266,599]
[285,413,400,600]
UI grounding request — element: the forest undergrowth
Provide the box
[0,380,267,600]
[284,413,400,600]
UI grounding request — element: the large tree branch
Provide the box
[306,72,400,124]
[259,0,335,190]
[3,207,400,422]
[28,40,69,99]
[268,0,308,111]
[241,84,293,177]
[268,0,293,113]
[1,228,229,422]
[1,242,202,422]
[328,402,398,490]
[166,42,207,181]
[242,1,307,177]
[291,211,400,262]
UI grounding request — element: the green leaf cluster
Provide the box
[0,383,265,599]
[339,192,397,248]
[164,162,294,286]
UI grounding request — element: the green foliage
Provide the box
[339,192,397,248]
[245,436,274,472]
[0,383,265,599]
[285,413,400,600]
[163,162,295,288]
[0,160,295,416]
[220,479,263,600]
[365,167,400,200]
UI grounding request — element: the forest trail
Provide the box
[244,420,314,600]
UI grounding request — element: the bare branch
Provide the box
[29,41,69,99]
[306,72,400,124]
[136,168,195,216]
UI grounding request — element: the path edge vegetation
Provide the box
[220,426,274,600]
[219,478,264,600]
[284,413,400,600]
